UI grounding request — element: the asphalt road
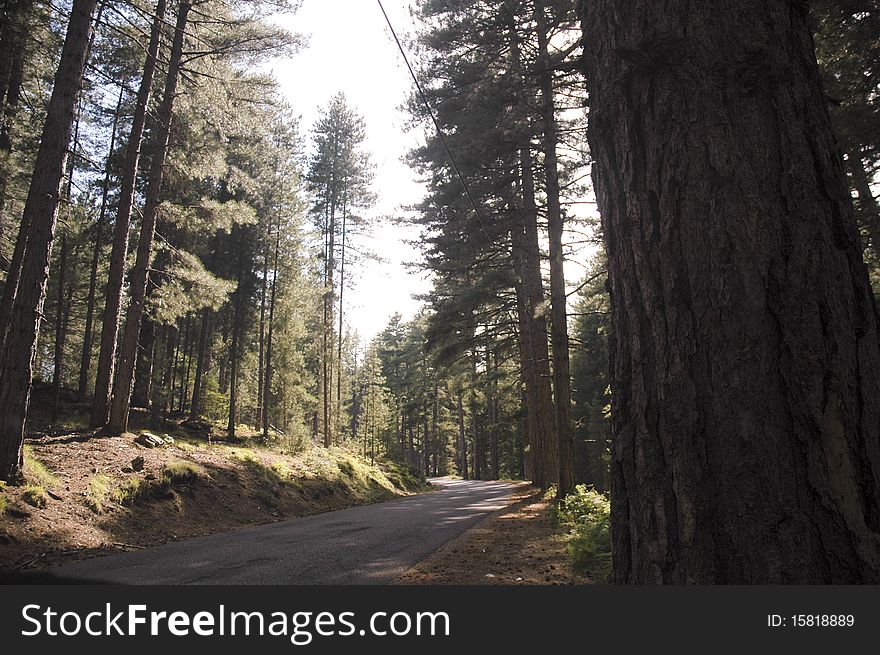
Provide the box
[44,478,518,585]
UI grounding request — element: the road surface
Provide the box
[44,478,519,584]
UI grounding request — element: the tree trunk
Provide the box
[256,246,267,429]
[51,232,69,421]
[189,309,210,422]
[262,224,280,440]
[581,0,880,583]
[0,0,33,261]
[227,247,244,438]
[0,0,96,482]
[489,348,499,481]
[131,317,154,409]
[91,0,167,427]
[507,6,557,489]
[534,0,574,498]
[78,83,124,399]
[106,1,189,435]
[149,325,173,431]
[457,392,468,480]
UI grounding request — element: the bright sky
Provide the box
[268,0,598,347]
[270,0,430,345]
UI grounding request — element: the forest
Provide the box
[1,0,879,585]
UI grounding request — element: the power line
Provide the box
[375,0,494,244]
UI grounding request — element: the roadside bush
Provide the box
[556,484,612,583]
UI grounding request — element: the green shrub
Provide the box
[556,485,612,583]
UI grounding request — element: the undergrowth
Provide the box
[556,485,612,583]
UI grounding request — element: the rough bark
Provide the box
[106,1,189,435]
[0,0,96,482]
[91,0,167,427]
[581,0,880,583]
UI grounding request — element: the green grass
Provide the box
[114,477,145,506]
[23,446,60,488]
[0,492,7,514]
[86,475,113,513]
[22,484,48,509]
[161,460,205,483]
[112,461,206,507]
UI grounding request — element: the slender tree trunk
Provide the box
[507,10,556,489]
[582,0,880,583]
[456,392,468,480]
[0,0,97,482]
[149,325,174,431]
[262,224,280,440]
[180,315,195,413]
[78,83,124,399]
[0,206,28,347]
[91,0,167,427]
[337,199,347,424]
[0,0,33,265]
[51,232,68,421]
[131,317,154,409]
[106,1,190,435]
[189,309,210,422]
[256,246,267,429]
[489,348,499,481]
[227,251,244,438]
[535,0,574,498]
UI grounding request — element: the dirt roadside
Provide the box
[399,486,590,585]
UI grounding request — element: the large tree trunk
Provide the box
[0,0,96,482]
[91,0,167,427]
[581,0,880,583]
[534,0,575,498]
[106,1,189,435]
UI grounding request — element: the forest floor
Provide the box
[0,392,426,574]
[399,487,590,585]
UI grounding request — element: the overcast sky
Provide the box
[270,0,430,346]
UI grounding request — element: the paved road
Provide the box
[43,478,518,584]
